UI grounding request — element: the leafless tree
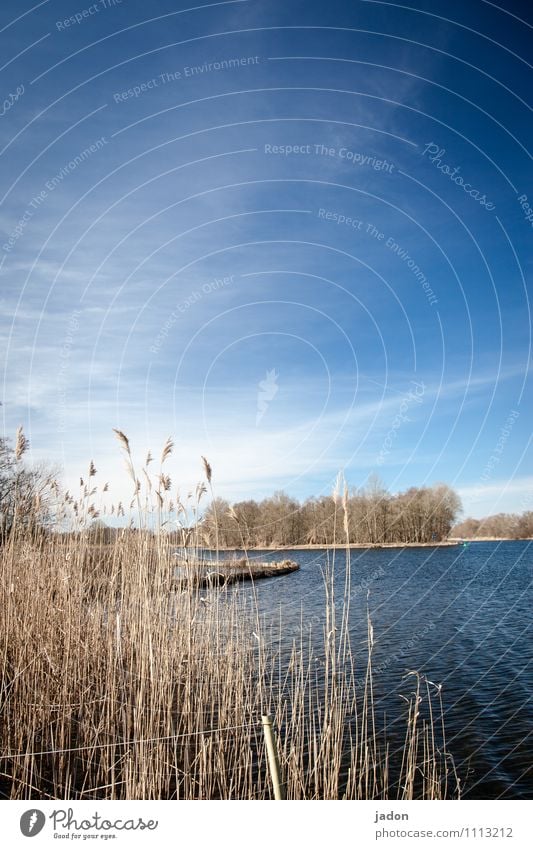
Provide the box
[0,434,57,542]
[199,480,464,548]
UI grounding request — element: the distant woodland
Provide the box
[200,481,532,548]
[451,511,533,540]
[200,479,462,547]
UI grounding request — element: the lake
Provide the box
[218,540,532,799]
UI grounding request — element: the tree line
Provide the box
[200,477,463,548]
[452,512,533,540]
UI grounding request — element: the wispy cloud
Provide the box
[0,0,530,518]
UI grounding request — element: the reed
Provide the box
[0,434,459,800]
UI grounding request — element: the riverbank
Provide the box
[449,536,533,542]
[212,541,460,551]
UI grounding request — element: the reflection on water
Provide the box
[217,541,532,799]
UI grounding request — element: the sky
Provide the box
[0,0,531,519]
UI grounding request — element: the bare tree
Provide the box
[0,433,57,542]
[453,510,532,540]
[199,480,464,548]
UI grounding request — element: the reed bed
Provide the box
[0,435,460,800]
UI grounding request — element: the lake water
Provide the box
[220,540,532,799]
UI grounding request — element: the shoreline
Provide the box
[209,538,532,551]
[451,536,533,542]
[212,541,461,551]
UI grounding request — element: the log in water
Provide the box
[173,558,299,588]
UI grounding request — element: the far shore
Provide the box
[211,537,532,551]
[213,541,461,551]
[452,536,532,542]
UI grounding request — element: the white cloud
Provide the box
[458,477,533,519]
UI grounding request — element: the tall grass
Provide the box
[0,435,459,799]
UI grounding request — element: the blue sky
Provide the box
[0,0,531,518]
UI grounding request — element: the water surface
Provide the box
[221,541,532,799]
